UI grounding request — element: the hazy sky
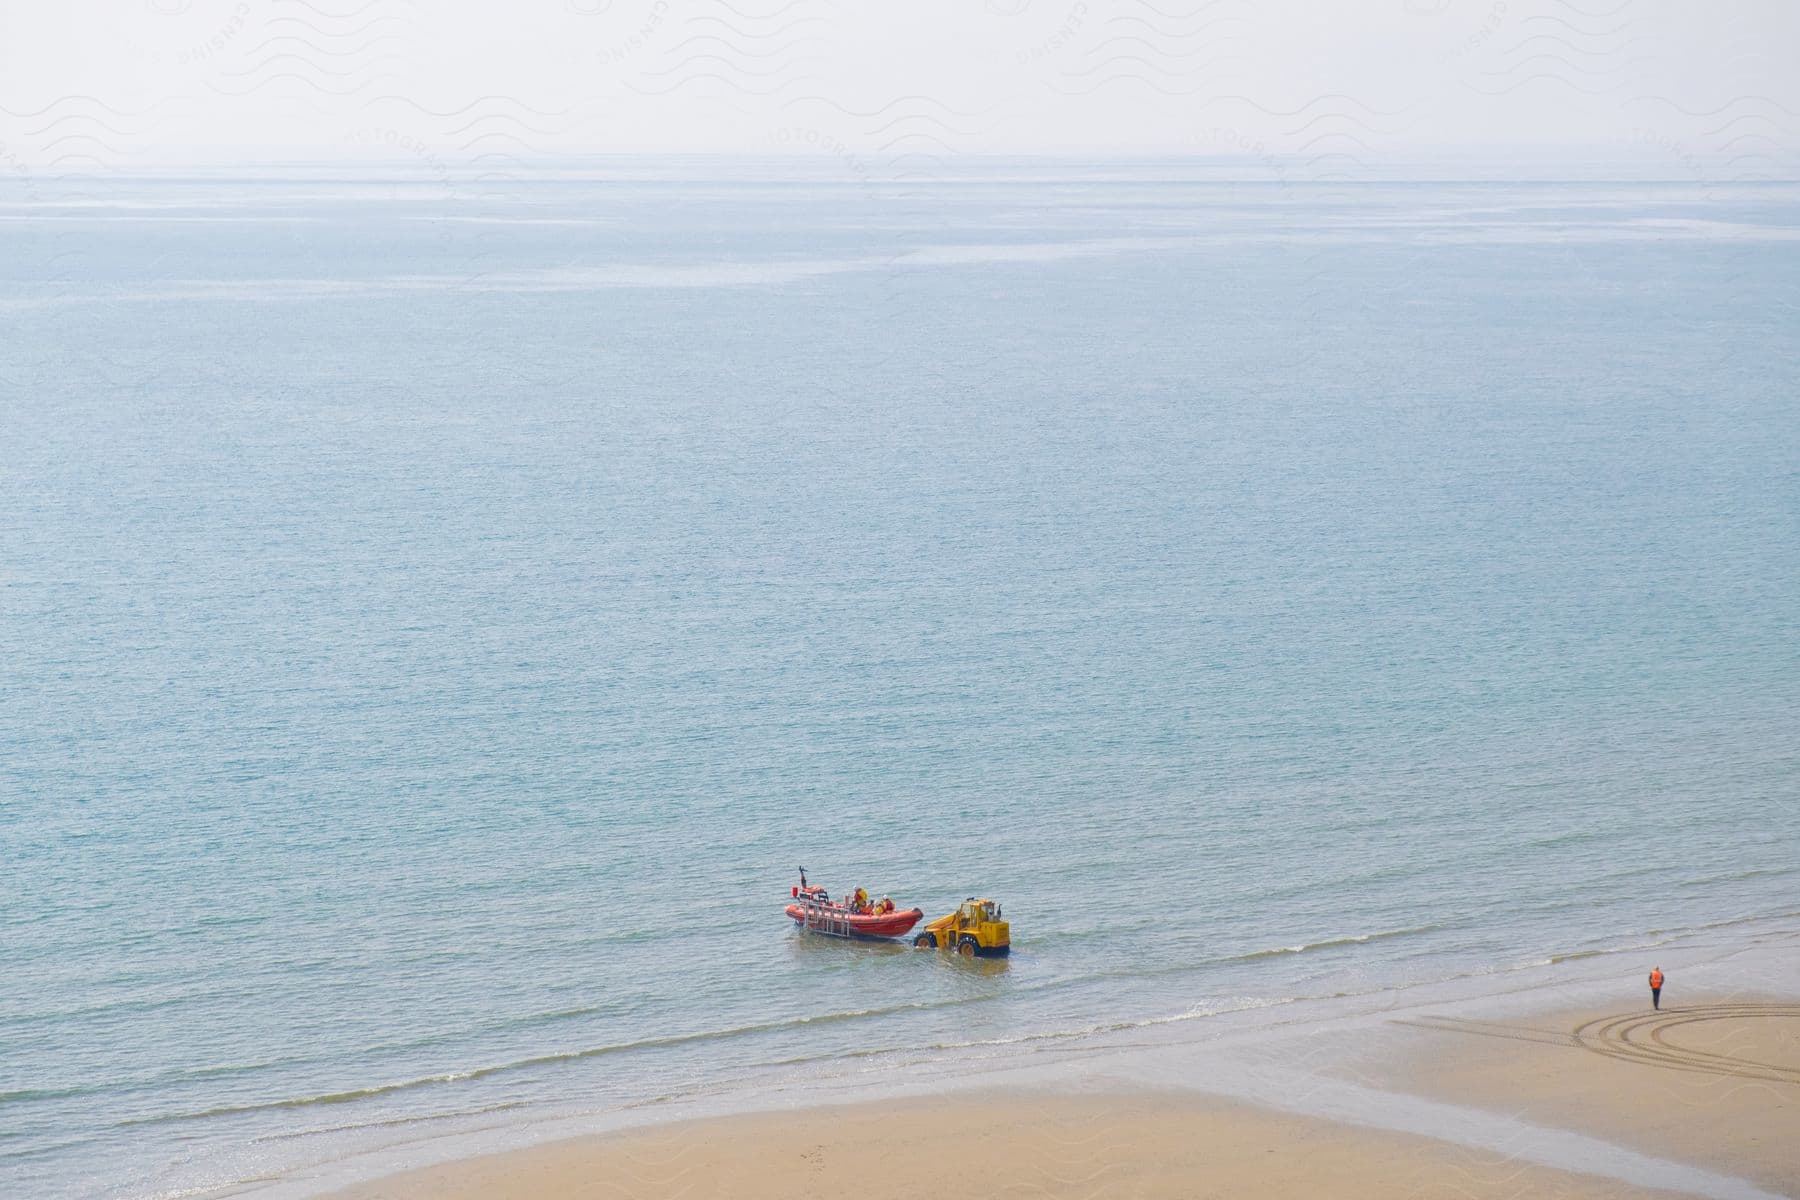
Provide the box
[1,1,1796,176]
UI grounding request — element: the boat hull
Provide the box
[785,903,924,940]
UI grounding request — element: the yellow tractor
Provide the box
[913,898,1010,957]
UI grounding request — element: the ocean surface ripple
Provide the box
[2,167,1798,1199]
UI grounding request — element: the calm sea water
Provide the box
[3,165,1798,1199]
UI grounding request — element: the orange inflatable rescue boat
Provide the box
[785,868,923,940]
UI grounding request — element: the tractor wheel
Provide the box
[957,935,979,958]
[914,932,937,949]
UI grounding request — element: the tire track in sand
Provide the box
[1399,1003,1800,1086]
[1571,1004,1800,1085]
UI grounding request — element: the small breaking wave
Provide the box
[1673,865,1798,890]
[924,994,1301,1052]
[0,1085,88,1106]
[249,1100,528,1143]
[106,995,1006,1129]
[1224,925,1442,963]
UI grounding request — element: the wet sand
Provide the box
[1363,996,1800,1196]
[324,1090,1689,1200]
[321,994,1800,1200]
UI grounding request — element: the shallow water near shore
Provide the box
[3,164,1798,1199]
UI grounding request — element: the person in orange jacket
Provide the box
[1648,966,1664,1010]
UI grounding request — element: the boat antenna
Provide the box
[798,865,807,887]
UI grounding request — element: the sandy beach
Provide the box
[325,1092,1689,1200]
[1369,996,1800,1195]
[323,988,1799,1200]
